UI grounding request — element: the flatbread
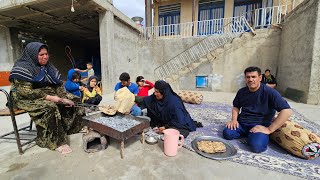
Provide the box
[99,105,117,115]
[197,141,226,154]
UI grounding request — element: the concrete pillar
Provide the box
[145,0,152,27]
[99,10,114,94]
[225,0,234,18]
[9,28,22,63]
[0,26,14,71]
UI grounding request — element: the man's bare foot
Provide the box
[56,144,72,154]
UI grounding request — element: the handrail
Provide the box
[154,17,241,70]
[239,5,288,29]
[141,5,289,41]
[154,16,250,80]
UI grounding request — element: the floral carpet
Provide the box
[184,102,320,180]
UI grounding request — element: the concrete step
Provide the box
[171,74,180,81]
[190,62,201,69]
[179,68,190,75]
[214,47,224,55]
[165,77,173,83]
[199,57,208,63]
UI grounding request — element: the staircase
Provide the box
[154,16,251,82]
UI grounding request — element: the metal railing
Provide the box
[154,16,250,80]
[142,16,248,40]
[141,5,288,40]
[242,5,288,29]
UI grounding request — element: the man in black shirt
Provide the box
[223,66,292,153]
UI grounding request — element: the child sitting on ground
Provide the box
[82,76,102,106]
[65,69,84,97]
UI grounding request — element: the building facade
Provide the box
[153,0,301,26]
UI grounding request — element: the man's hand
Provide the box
[249,125,272,134]
[226,120,239,130]
[60,98,75,107]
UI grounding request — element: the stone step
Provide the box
[199,57,208,63]
[190,62,201,69]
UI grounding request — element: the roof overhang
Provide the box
[0,0,103,41]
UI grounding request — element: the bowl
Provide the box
[145,136,158,145]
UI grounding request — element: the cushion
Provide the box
[270,120,320,159]
[177,91,203,104]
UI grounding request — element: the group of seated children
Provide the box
[65,62,102,110]
[113,72,198,138]
[114,72,154,116]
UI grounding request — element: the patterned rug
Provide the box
[184,102,320,180]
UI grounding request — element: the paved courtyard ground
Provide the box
[0,86,319,180]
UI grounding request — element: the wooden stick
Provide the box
[141,131,145,144]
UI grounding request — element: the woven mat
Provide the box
[184,102,320,180]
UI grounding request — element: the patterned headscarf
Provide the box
[9,42,62,86]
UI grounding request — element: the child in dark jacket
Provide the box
[65,69,84,97]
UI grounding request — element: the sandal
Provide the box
[56,144,73,154]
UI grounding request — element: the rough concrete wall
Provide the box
[178,61,213,91]
[112,18,140,87]
[138,37,205,81]
[112,19,203,88]
[221,29,281,92]
[0,26,14,71]
[175,29,281,92]
[307,0,320,104]
[278,0,318,104]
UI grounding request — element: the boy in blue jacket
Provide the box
[65,69,84,97]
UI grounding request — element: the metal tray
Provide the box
[82,112,150,141]
[191,136,238,160]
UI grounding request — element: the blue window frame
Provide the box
[234,0,262,30]
[158,4,181,36]
[198,0,225,36]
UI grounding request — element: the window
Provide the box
[198,0,225,35]
[158,3,181,36]
[234,0,262,29]
[196,76,208,88]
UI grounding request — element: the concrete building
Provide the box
[0,0,319,105]
[142,0,320,105]
[0,0,142,94]
[150,0,304,29]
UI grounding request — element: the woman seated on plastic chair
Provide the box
[143,80,197,137]
[82,76,102,107]
[9,42,83,155]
